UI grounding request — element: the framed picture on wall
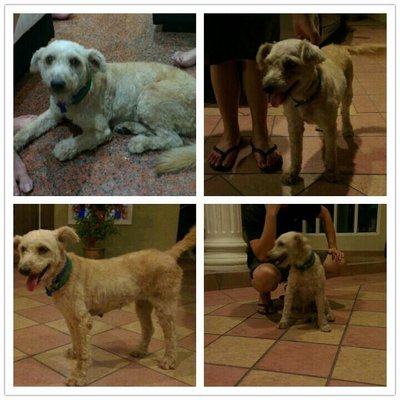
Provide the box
[67,205,133,225]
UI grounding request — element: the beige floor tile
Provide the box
[204,315,244,335]
[239,370,327,386]
[14,313,38,330]
[282,323,346,345]
[348,175,386,196]
[357,291,386,301]
[46,317,114,335]
[205,304,226,315]
[205,336,274,368]
[14,348,28,361]
[350,311,386,327]
[137,347,195,386]
[332,346,386,385]
[14,297,45,311]
[204,176,242,196]
[122,320,193,340]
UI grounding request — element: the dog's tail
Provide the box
[156,144,196,175]
[166,226,196,259]
[343,44,386,56]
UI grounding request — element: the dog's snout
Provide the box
[50,78,66,92]
[19,265,31,276]
[263,84,276,94]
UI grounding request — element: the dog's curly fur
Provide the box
[14,225,196,386]
[14,40,196,173]
[267,231,334,332]
[257,39,386,184]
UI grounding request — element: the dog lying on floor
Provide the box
[256,39,386,184]
[14,40,196,174]
[14,225,196,386]
[267,231,334,332]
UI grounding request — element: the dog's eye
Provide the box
[38,246,49,255]
[284,60,298,70]
[69,57,81,68]
[45,55,54,65]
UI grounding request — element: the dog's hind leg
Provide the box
[127,130,184,154]
[341,86,355,137]
[155,301,178,369]
[130,300,154,358]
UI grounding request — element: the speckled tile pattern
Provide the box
[204,19,386,196]
[14,14,196,196]
[14,260,196,386]
[204,271,386,386]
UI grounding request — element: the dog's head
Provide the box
[267,231,312,269]
[14,227,79,291]
[30,40,106,99]
[256,39,326,107]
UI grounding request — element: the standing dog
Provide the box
[267,231,334,332]
[14,226,196,386]
[14,40,196,174]
[256,39,385,184]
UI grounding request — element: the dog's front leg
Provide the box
[315,292,331,332]
[279,287,294,329]
[14,108,62,151]
[66,313,93,386]
[282,115,304,185]
[321,123,339,182]
[130,300,154,359]
[53,117,112,161]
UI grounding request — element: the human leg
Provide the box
[242,60,282,171]
[207,61,242,170]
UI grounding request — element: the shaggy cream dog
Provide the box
[256,39,385,184]
[267,231,334,332]
[14,40,196,173]
[14,225,196,386]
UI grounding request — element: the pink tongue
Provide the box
[269,92,286,107]
[26,275,40,292]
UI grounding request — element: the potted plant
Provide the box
[73,205,119,259]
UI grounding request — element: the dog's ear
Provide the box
[30,47,44,73]
[14,235,22,252]
[300,40,326,65]
[54,226,80,247]
[256,42,274,70]
[87,48,106,73]
[293,233,305,248]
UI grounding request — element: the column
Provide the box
[204,204,248,273]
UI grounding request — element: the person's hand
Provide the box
[292,14,321,45]
[327,248,344,262]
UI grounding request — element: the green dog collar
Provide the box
[46,256,73,296]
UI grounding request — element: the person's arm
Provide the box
[249,205,281,262]
[319,206,344,262]
[292,14,321,44]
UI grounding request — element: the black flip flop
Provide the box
[251,142,283,173]
[257,301,276,315]
[209,143,241,172]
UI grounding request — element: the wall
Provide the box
[54,204,180,257]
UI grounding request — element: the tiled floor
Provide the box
[15,14,196,196]
[204,19,386,196]
[204,271,386,386]
[14,261,196,386]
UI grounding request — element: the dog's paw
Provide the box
[66,373,87,386]
[127,136,149,154]
[320,323,331,333]
[278,319,289,329]
[281,172,302,185]
[130,348,148,359]
[14,132,28,152]
[159,356,176,370]
[53,138,78,161]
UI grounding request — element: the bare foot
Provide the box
[172,48,196,68]
[207,137,241,170]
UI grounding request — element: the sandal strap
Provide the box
[250,142,278,157]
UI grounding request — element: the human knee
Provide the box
[252,264,280,292]
[324,254,346,279]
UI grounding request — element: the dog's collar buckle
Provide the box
[291,72,322,108]
[46,256,73,296]
[56,78,92,114]
[294,251,316,271]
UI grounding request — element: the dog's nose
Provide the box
[263,85,276,94]
[50,79,66,92]
[19,265,31,276]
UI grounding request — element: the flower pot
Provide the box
[83,247,105,259]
